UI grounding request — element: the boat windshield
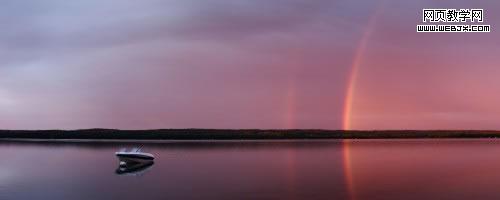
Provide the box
[131,147,141,152]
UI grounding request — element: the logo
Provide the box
[417,9,491,32]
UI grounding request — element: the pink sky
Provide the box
[0,0,499,130]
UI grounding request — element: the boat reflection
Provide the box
[115,161,154,176]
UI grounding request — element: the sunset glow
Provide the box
[3,1,500,200]
[1,0,500,130]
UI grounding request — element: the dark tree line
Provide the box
[0,129,499,140]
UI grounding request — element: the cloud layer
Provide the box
[1,0,499,129]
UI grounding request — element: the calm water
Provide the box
[2,139,500,200]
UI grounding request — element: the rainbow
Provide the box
[285,79,297,129]
[342,3,384,200]
[342,3,384,130]
[342,13,380,131]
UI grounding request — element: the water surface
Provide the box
[1,139,500,200]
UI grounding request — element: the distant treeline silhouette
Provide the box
[1,129,500,140]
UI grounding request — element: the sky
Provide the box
[1,0,499,130]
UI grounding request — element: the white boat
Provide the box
[115,147,155,166]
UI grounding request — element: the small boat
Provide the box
[115,147,155,166]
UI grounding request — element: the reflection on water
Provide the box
[1,139,500,200]
[116,161,154,176]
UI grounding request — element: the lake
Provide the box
[1,139,500,200]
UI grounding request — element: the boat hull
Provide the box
[116,153,154,165]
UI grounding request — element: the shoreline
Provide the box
[2,138,500,143]
[2,129,500,141]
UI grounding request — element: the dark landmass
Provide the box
[1,129,500,140]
